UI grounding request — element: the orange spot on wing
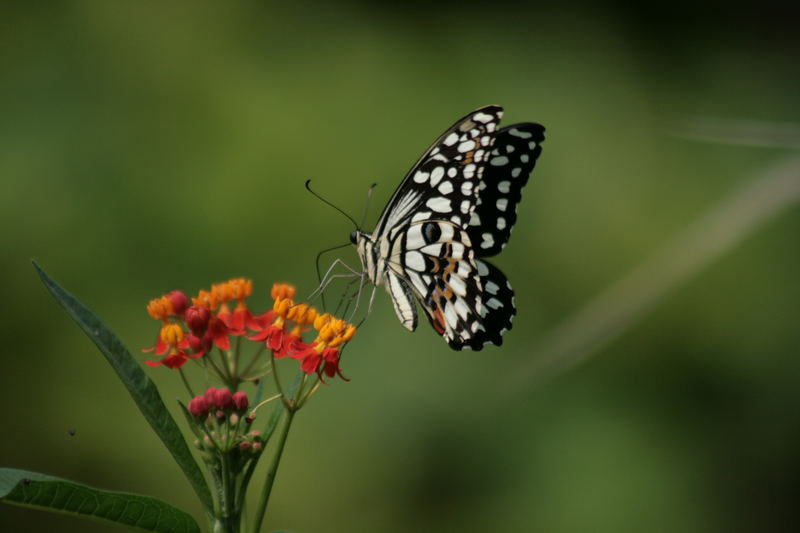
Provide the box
[432,307,446,335]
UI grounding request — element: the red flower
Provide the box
[145,348,190,369]
[206,316,231,351]
[220,302,262,335]
[142,335,169,355]
[250,323,284,352]
[279,329,308,358]
[297,343,323,374]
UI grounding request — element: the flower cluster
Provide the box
[249,284,356,380]
[187,388,263,460]
[143,279,357,382]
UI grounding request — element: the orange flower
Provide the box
[294,315,356,380]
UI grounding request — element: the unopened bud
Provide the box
[185,305,211,335]
[188,396,209,418]
[167,290,189,316]
[213,388,234,410]
[252,442,263,451]
[232,391,249,412]
[229,413,239,425]
[204,387,218,405]
[239,441,252,451]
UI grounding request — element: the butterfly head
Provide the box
[349,230,359,245]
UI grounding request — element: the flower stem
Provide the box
[250,408,295,533]
[178,368,195,398]
[269,351,292,410]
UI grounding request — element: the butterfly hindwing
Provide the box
[464,259,516,350]
[386,220,486,348]
[468,123,545,257]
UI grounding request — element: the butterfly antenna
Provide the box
[358,182,378,229]
[305,179,360,229]
[315,242,352,311]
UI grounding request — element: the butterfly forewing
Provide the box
[373,106,504,236]
[467,123,545,257]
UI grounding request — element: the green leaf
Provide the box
[32,262,214,514]
[0,468,201,533]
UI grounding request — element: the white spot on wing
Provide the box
[460,200,470,213]
[490,156,509,167]
[473,112,494,123]
[461,181,474,195]
[411,210,431,223]
[458,140,476,153]
[438,181,453,195]
[498,181,510,193]
[443,132,459,146]
[413,171,429,183]
[425,197,451,213]
[487,297,503,309]
[497,217,506,230]
[463,164,476,178]
[496,198,508,212]
[521,154,530,163]
[469,212,481,226]
[510,127,533,139]
[430,166,445,186]
[481,233,494,249]
[511,167,521,178]
[454,298,470,319]
[444,303,459,329]
[486,281,500,295]
[405,251,425,271]
[448,275,466,297]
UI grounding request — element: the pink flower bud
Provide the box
[188,396,209,418]
[185,305,211,335]
[168,290,189,316]
[229,413,239,425]
[213,388,234,410]
[232,391,249,412]
[204,387,218,405]
[215,409,225,420]
[239,441,251,451]
[252,442,263,451]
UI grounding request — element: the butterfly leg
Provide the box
[345,271,372,323]
[307,258,363,301]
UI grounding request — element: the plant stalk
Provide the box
[250,408,295,533]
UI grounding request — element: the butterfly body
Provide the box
[352,106,544,350]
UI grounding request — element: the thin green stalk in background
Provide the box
[505,155,800,398]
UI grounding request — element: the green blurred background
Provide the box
[2,1,799,532]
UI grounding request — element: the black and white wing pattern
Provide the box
[353,105,545,350]
[467,123,545,256]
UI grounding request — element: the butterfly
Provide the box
[350,105,545,350]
